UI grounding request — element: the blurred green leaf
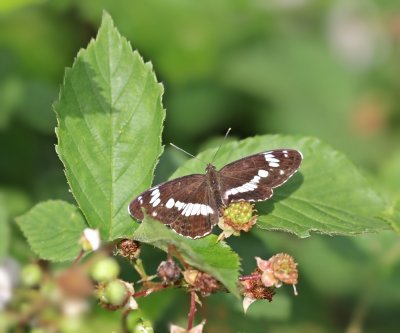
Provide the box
[377,150,400,233]
[54,12,165,240]
[383,199,400,234]
[0,7,91,81]
[17,80,57,134]
[16,200,87,262]
[222,38,378,163]
[74,0,252,83]
[0,76,23,129]
[0,193,9,257]
[0,0,44,14]
[133,217,240,297]
[378,150,400,194]
[171,135,390,237]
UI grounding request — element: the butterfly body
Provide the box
[129,149,302,239]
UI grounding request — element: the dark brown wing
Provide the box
[218,149,302,204]
[129,175,219,239]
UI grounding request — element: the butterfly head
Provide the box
[205,163,216,173]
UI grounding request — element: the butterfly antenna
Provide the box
[211,127,231,164]
[169,143,208,165]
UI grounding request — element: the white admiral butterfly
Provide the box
[129,149,302,239]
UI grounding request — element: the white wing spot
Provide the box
[166,198,175,209]
[191,203,201,216]
[265,156,280,163]
[269,162,280,168]
[152,212,157,217]
[183,203,193,216]
[152,198,161,207]
[279,170,285,175]
[224,173,264,199]
[149,189,160,204]
[175,201,184,210]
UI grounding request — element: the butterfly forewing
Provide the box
[129,175,219,238]
[219,149,302,204]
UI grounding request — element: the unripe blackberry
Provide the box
[218,202,257,240]
[184,270,220,297]
[157,259,181,284]
[104,280,129,307]
[90,257,120,282]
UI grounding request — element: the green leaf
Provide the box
[0,193,9,258]
[171,135,390,237]
[133,217,240,297]
[54,12,165,240]
[16,200,87,262]
[382,199,400,234]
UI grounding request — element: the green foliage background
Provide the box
[1,1,400,332]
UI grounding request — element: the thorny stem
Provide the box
[121,309,131,333]
[239,274,261,281]
[169,245,190,270]
[187,291,197,330]
[72,249,85,266]
[131,284,170,298]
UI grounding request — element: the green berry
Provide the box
[104,280,128,306]
[21,264,43,287]
[90,257,120,282]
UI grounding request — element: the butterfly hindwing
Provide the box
[168,181,219,238]
[129,175,219,238]
[219,149,302,204]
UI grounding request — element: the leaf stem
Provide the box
[187,291,196,330]
[72,249,85,266]
[169,244,190,270]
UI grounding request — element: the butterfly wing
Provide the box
[219,149,302,204]
[129,175,219,239]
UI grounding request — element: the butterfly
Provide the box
[129,149,302,239]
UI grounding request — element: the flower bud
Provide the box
[21,263,43,287]
[90,257,120,282]
[79,228,101,251]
